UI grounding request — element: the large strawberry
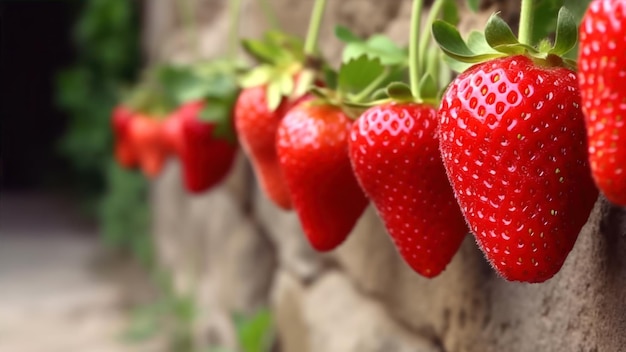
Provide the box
[277,101,368,251]
[178,101,238,193]
[349,102,468,277]
[438,55,598,282]
[578,0,626,205]
[112,105,138,168]
[234,86,296,209]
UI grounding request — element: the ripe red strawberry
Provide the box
[177,101,238,193]
[277,101,368,251]
[578,0,626,205]
[129,115,168,179]
[349,102,468,277]
[112,105,138,168]
[234,86,297,209]
[438,55,598,283]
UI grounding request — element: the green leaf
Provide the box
[432,20,504,63]
[484,14,520,48]
[467,0,480,12]
[335,25,361,43]
[466,31,497,54]
[199,100,236,142]
[549,7,577,55]
[442,0,460,25]
[419,74,438,100]
[341,34,407,65]
[386,82,413,101]
[442,54,475,73]
[279,72,294,96]
[531,0,562,45]
[235,308,273,352]
[241,39,282,64]
[338,55,385,95]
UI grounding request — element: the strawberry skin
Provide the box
[129,115,168,179]
[277,102,368,251]
[578,0,626,205]
[178,101,238,193]
[349,102,468,277]
[438,55,598,283]
[234,86,295,209]
[112,105,138,168]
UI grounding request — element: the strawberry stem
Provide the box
[417,0,445,78]
[227,0,244,60]
[409,0,424,100]
[518,0,534,46]
[304,0,327,56]
[259,0,280,29]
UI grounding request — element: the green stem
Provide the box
[409,0,423,100]
[227,0,244,60]
[352,68,391,102]
[417,0,446,77]
[518,0,534,46]
[304,0,327,55]
[259,0,280,29]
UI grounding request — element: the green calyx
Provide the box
[239,30,319,111]
[433,6,578,73]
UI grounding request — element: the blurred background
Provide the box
[1,1,625,352]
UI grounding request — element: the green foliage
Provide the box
[55,0,148,263]
[234,308,274,352]
[335,26,407,65]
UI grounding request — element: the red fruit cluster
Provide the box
[111,101,238,193]
[578,0,626,206]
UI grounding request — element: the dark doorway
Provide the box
[1,1,76,191]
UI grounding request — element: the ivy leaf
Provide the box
[549,6,577,55]
[338,55,385,96]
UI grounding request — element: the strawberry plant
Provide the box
[348,0,468,277]
[276,5,410,251]
[578,0,626,206]
[234,0,328,210]
[433,0,598,282]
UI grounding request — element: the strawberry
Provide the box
[177,101,238,193]
[129,115,168,179]
[578,0,626,205]
[112,105,138,168]
[277,101,368,251]
[234,85,298,209]
[438,55,598,282]
[349,102,468,277]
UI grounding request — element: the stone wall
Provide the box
[144,1,626,351]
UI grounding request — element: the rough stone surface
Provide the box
[145,1,626,352]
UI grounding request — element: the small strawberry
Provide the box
[349,102,468,277]
[277,101,368,251]
[234,85,301,209]
[112,105,138,168]
[438,55,598,282]
[578,0,626,205]
[129,115,168,179]
[177,101,238,193]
